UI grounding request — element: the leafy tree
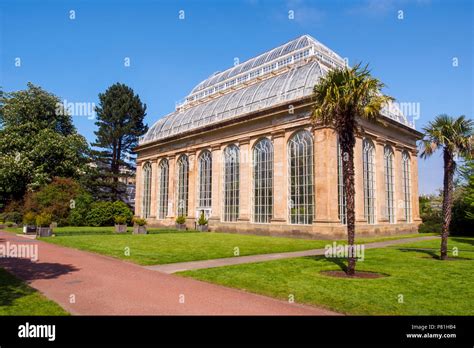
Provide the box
[420,115,473,259]
[92,83,147,201]
[312,63,393,275]
[0,83,89,203]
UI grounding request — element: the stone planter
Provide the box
[196,224,208,232]
[133,225,147,234]
[37,227,52,237]
[175,223,186,231]
[23,225,37,234]
[114,224,127,233]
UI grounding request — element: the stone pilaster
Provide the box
[134,162,143,217]
[271,130,287,223]
[238,138,251,221]
[375,139,388,223]
[354,137,365,223]
[188,151,197,219]
[313,128,339,223]
[210,145,222,221]
[167,156,176,219]
[394,146,405,222]
[411,149,421,222]
[148,160,158,219]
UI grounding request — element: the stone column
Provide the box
[210,145,222,221]
[313,128,339,223]
[238,138,251,221]
[375,139,388,223]
[149,160,158,219]
[134,162,143,217]
[271,130,287,223]
[187,151,197,220]
[167,156,176,219]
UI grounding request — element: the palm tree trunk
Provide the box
[341,135,356,275]
[440,150,455,260]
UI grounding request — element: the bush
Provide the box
[5,221,15,227]
[23,211,37,225]
[36,212,52,227]
[133,217,147,226]
[175,216,186,224]
[86,201,114,227]
[197,212,208,226]
[68,192,94,226]
[86,200,133,226]
[114,215,127,225]
[111,201,133,224]
[1,211,22,224]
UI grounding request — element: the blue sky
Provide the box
[1,0,473,194]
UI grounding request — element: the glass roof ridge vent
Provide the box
[176,35,345,111]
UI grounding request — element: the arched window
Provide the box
[288,130,314,224]
[253,138,273,223]
[198,151,212,208]
[158,159,169,219]
[223,145,239,222]
[384,146,395,223]
[142,162,152,218]
[177,155,189,217]
[337,139,347,224]
[363,139,376,224]
[402,151,412,222]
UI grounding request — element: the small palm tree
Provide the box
[420,115,473,260]
[312,63,393,275]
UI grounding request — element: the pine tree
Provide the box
[91,83,148,201]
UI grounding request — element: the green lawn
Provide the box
[0,268,68,315]
[181,237,474,315]
[32,228,435,265]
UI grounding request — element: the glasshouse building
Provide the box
[134,35,422,238]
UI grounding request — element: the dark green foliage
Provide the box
[91,83,147,201]
[85,200,133,226]
[68,192,94,226]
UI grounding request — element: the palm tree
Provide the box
[312,63,393,275]
[420,115,473,260]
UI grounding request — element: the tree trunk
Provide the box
[440,150,455,260]
[340,132,356,275]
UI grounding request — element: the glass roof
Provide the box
[140,35,412,145]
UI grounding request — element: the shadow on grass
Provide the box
[304,255,348,272]
[451,237,474,247]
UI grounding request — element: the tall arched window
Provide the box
[142,162,152,218]
[177,155,189,217]
[402,151,412,222]
[158,159,169,219]
[253,138,273,223]
[337,139,347,224]
[384,145,395,223]
[198,150,212,209]
[288,130,314,224]
[363,138,376,224]
[223,145,239,222]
